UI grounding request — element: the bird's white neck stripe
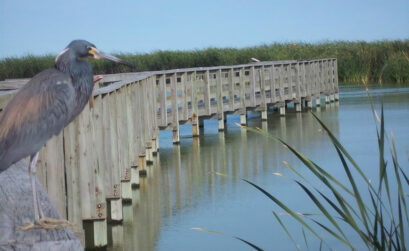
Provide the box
[55,48,70,62]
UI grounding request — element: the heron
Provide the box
[0,40,132,230]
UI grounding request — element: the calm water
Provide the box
[108,84,409,251]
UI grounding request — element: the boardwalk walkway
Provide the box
[0,58,339,248]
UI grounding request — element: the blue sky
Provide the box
[0,0,408,59]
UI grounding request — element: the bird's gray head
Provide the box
[55,39,133,67]
[67,40,97,58]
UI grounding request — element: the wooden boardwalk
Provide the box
[0,58,338,248]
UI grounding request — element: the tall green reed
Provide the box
[1,40,408,84]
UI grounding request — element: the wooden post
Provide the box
[240,67,247,125]
[181,72,188,121]
[116,88,132,203]
[279,64,285,102]
[334,59,339,101]
[191,71,200,137]
[77,103,107,248]
[127,83,140,189]
[204,70,211,116]
[306,99,313,109]
[216,69,224,131]
[144,78,154,164]
[315,95,320,106]
[260,65,267,121]
[138,155,147,177]
[106,92,122,222]
[295,102,302,112]
[228,68,234,111]
[249,66,256,107]
[170,73,180,144]
[134,81,145,177]
[158,74,167,127]
[63,118,84,242]
[279,105,286,116]
[38,132,66,219]
[270,64,277,103]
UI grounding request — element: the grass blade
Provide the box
[242,179,325,243]
[191,227,264,251]
[310,112,375,192]
[311,219,355,250]
[302,227,309,250]
[234,237,264,251]
[272,211,300,251]
[276,137,354,197]
[334,146,371,237]
[398,198,405,251]
[295,181,348,240]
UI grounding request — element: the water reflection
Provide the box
[102,86,409,250]
[104,99,345,250]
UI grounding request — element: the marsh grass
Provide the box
[1,40,408,84]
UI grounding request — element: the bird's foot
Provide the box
[19,222,35,231]
[37,217,73,229]
[19,218,73,231]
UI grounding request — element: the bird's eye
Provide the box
[87,47,92,51]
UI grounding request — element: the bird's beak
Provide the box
[88,47,134,67]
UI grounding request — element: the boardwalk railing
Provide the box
[0,58,338,248]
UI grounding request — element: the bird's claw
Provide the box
[19,218,73,231]
[18,222,35,231]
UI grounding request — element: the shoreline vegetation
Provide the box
[1,40,408,84]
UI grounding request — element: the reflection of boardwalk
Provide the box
[0,59,338,248]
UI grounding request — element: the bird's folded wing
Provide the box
[0,69,75,148]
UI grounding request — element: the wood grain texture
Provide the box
[0,160,82,250]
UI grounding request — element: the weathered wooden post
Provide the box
[115,88,132,203]
[77,103,107,248]
[38,133,66,219]
[191,71,200,137]
[171,73,180,144]
[228,68,234,112]
[145,78,154,164]
[334,59,340,101]
[249,66,256,107]
[136,80,147,177]
[99,92,122,222]
[158,74,167,128]
[260,65,268,121]
[128,83,140,188]
[294,63,302,112]
[216,69,225,131]
[239,68,247,125]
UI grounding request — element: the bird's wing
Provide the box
[0,69,75,165]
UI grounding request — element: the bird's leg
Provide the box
[20,152,72,231]
[19,152,40,231]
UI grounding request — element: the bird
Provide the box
[0,39,132,230]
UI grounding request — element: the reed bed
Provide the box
[1,40,408,84]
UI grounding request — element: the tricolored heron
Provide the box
[0,40,132,229]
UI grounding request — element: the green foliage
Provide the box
[0,40,408,83]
